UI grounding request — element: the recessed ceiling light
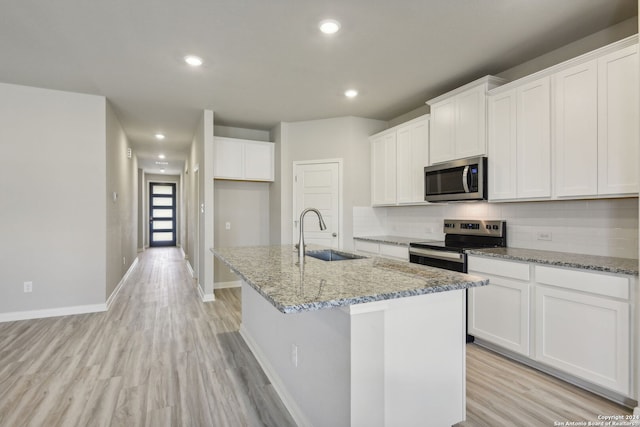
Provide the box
[158,154,166,159]
[184,55,203,67]
[160,169,166,173]
[155,161,169,165]
[345,89,358,98]
[155,133,165,140]
[319,19,341,34]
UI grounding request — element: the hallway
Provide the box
[0,248,295,426]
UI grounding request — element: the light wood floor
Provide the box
[0,248,632,426]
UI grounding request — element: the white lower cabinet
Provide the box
[534,265,630,395]
[468,255,633,398]
[468,257,530,356]
[353,240,408,261]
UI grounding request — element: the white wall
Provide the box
[272,116,387,250]
[0,83,107,314]
[105,102,138,299]
[214,181,270,285]
[354,198,639,259]
[184,110,215,300]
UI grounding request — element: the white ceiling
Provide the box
[0,0,636,174]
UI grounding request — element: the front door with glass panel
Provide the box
[149,183,176,247]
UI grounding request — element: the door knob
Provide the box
[332,232,337,237]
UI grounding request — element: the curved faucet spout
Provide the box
[298,208,327,264]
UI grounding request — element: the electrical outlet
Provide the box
[290,344,298,367]
[24,281,32,293]
[536,231,552,241]
[225,222,231,230]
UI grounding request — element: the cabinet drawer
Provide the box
[379,244,408,261]
[354,240,379,254]
[467,256,530,281]
[535,266,629,300]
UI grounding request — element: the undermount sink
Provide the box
[306,249,367,262]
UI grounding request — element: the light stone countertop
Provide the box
[467,247,639,276]
[353,235,424,246]
[212,245,488,314]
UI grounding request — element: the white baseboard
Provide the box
[178,246,186,259]
[239,325,312,427]
[186,260,195,278]
[106,257,139,309]
[214,280,241,289]
[198,284,215,302]
[0,303,107,323]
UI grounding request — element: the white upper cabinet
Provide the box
[554,42,639,198]
[488,36,638,202]
[597,44,639,196]
[554,61,599,197]
[516,77,551,199]
[371,130,397,206]
[370,115,429,206]
[214,137,274,182]
[428,76,506,164]
[487,77,551,201]
[396,117,429,204]
[487,90,517,200]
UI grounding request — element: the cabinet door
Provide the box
[598,44,639,195]
[535,285,630,395]
[396,118,429,204]
[429,99,456,164]
[516,77,551,199]
[554,61,598,197]
[214,137,244,179]
[468,275,530,356]
[371,132,397,205]
[487,90,517,200]
[244,141,274,181]
[456,85,486,159]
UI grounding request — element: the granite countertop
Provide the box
[467,247,639,276]
[212,245,488,314]
[353,235,427,246]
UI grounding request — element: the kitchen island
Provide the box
[212,245,488,427]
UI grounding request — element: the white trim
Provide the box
[292,158,344,250]
[0,303,107,323]
[106,257,139,309]
[239,324,313,427]
[214,280,241,289]
[198,283,215,302]
[186,260,195,278]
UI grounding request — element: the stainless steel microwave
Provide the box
[424,157,487,202]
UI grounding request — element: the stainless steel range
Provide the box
[409,219,507,343]
[409,219,507,273]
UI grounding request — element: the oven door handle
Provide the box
[462,165,470,193]
[409,248,464,263]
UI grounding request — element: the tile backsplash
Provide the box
[354,198,639,259]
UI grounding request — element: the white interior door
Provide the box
[293,161,341,249]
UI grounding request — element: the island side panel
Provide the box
[383,289,466,426]
[239,281,351,427]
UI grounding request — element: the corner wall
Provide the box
[184,110,215,300]
[106,102,138,300]
[0,83,107,316]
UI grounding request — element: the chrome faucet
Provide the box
[297,208,327,263]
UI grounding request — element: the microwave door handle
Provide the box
[462,165,470,193]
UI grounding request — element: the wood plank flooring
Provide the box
[0,247,632,426]
[0,248,295,427]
